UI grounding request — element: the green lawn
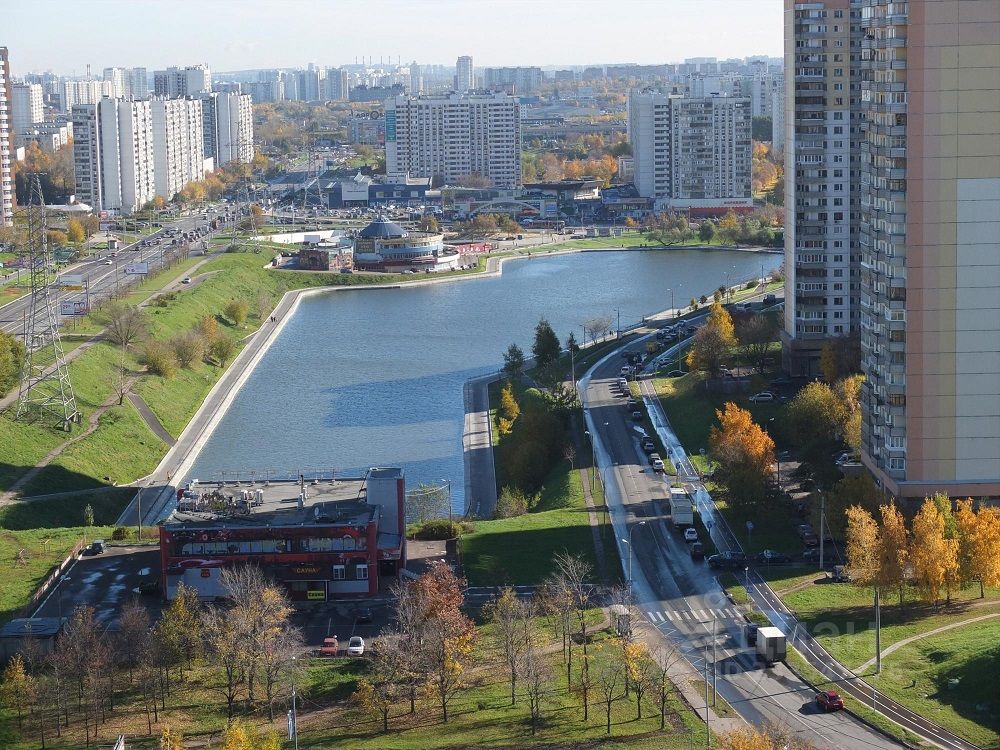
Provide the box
[0,526,115,624]
[0,487,135,530]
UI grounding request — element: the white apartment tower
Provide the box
[151,97,205,200]
[628,91,753,212]
[199,92,254,167]
[409,63,423,95]
[455,56,474,91]
[153,65,211,97]
[72,98,155,213]
[10,82,44,139]
[0,48,14,226]
[385,92,521,189]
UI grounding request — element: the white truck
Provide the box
[756,626,787,666]
[668,486,694,528]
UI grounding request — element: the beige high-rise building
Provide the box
[785,0,1000,499]
[0,47,13,226]
[151,97,205,201]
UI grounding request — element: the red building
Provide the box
[159,468,406,602]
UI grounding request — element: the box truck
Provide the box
[755,626,787,666]
[669,486,694,528]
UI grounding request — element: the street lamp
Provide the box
[614,307,621,339]
[621,520,648,599]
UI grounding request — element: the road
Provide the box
[578,302,909,750]
[0,211,220,337]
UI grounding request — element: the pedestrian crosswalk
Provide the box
[645,607,743,625]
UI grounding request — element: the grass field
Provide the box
[0,487,136,529]
[0,612,702,750]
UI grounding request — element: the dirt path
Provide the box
[857,610,1000,673]
[127,391,176,446]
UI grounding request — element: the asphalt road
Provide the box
[579,307,908,750]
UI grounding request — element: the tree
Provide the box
[209,334,237,367]
[622,640,648,719]
[100,303,150,348]
[910,499,958,605]
[785,381,846,478]
[170,331,205,369]
[820,474,880,540]
[160,726,184,750]
[0,330,26,396]
[1,654,33,729]
[418,215,440,233]
[820,334,861,383]
[66,218,86,244]
[196,314,219,342]
[116,598,152,684]
[499,381,520,424]
[224,299,249,328]
[484,587,529,706]
[686,302,736,377]
[142,339,178,378]
[532,317,561,368]
[736,314,778,373]
[47,229,68,247]
[845,505,880,585]
[553,552,594,656]
[878,504,909,605]
[597,657,622,734]
[708,402,775,506]
[521,615,548,735]
[495,486,530,518]
[203,606,244,720]
[582,316,612,346]
[955,500,1000,598]
[502,343,525,380]
[83,503,95,528]
[566,331,580,354]
[647,645,682,730]
[699,220,717,243]
[353,631,404,732]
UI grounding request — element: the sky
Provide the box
[7,0,782,76]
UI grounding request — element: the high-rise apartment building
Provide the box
[151,97,205,200]
[785,0,1000,499]
[385,92,521,189]
[72,98,155,213]
[153,65,211,97]
[455,56,474,91]
[483,67,544,94]
[325,68,349,101]
[59,79,111,113]
[628,91,753,214]
[782,0,860,374]
[10,82,44,138]
[199,92,254,167]
[0,47,14,226]
[409,63,423,95]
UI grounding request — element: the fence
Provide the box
[15,537,86,620]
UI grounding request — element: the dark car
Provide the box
[756,549,791,565]
[802,547,844,566]
[707,551,749,571]
[744,623,758,645]
[356,607,374,624]
[816,690,845,711]
[690,541,705,560]
[88,540,106,555]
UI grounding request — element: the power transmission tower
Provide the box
[301,139,322,213]
[236,180,261,254]
[15,174,80,430]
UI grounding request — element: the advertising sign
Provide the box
[60,300,88,316]
[100,222,113,232]
[60,274,84,290]
[124,262,149,275]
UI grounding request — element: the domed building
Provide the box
[352,217,458,272]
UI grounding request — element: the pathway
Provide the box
[572,416,611,587]
[857,611,1000,673]
[462,373,499,518]
[127,392,176,446]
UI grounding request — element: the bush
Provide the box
[495,486,531,519]
[408,519,471,540]
[142,339,178,378]
[169,331,206,369]
[111,526,131,541]
[224,299,249,327]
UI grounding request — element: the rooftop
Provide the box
[358,217,408,239]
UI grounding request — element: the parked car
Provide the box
[88,539,106,555]
[649,452,662,466]
[651,457,665,472]
[749,391,775,403]
[816,690,845,711]
[181,277,192,284]
[347,636,365,656]
[683,528,699,543]
[756,549,791,565]
[356,607,374,624]
[707,551,748,571]
[690,541,705,560]
[803,547,844,566]
[642,438,656,453]
[631,410,643,421]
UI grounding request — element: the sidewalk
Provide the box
[462,372,499,518]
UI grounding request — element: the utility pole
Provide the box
[875,586,882,674]
[704,639,711,748]
[819,493,826,570]
[712,616,717,706]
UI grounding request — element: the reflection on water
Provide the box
[186,249,782,510]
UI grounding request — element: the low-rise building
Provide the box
[353,217,457,272]
[160,469,406,601]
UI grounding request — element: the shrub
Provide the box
[169,331,205,369]
[209,334,237,367]
[142,339,178,378]
[224,299,249,327]
[408,519,471,540]
[495,486,531,519]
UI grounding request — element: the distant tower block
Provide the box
[15,174,80,430]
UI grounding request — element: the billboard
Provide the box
[60,300,88,316]
[100,222,113,232]
[123,262,149,275]
[60,274,84,290]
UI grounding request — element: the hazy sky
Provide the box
[7,0,782,76]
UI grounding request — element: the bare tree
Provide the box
[541,572,576,687]
[522,621,548,735]
[100,303,150,347]
[576,651,594,721]
[597,660,623,734]
[647,644,684,730]
[484,587,528,706]
[553,552,594,655]
[583,316,613,347]
[203,606,245,720]
[260,626,304,722]
[116,598,151,684]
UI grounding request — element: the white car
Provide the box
[749,391,775,403]
[347,636,365,656]
[684,528,699,543]
[182,277,192,284]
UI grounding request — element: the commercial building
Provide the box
[385,92,522,190]
[151,97,205,201]
[199,92,254,167]
[10,82,43,139]
[455,55,474,91]
[72,98,155,213]
[781,0,860,375]
[0,47,13,226]
[482,66,544,94]
[160,470,407,601]
[153,65,211,97]
[628,90,753,215]
[352,217,456,272]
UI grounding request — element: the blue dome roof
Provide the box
[358,217,408,239]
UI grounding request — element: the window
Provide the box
[356,564,369,581]
[332,565,346,580]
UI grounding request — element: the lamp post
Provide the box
[614,307,621,339]
[621,520,648,599]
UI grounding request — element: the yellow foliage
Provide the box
[718,726,776,750]
[846,505,880,585]
[910,499,959,604]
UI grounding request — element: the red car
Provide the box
[816,690,845,711]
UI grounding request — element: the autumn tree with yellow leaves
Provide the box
[910,498,960,605]
[687,301,736,377]
[877,503,910,605]
[709,402,776,506]
[846,505,880,585]
[955,499,1000,598]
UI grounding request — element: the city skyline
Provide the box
[7,0,783,75]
